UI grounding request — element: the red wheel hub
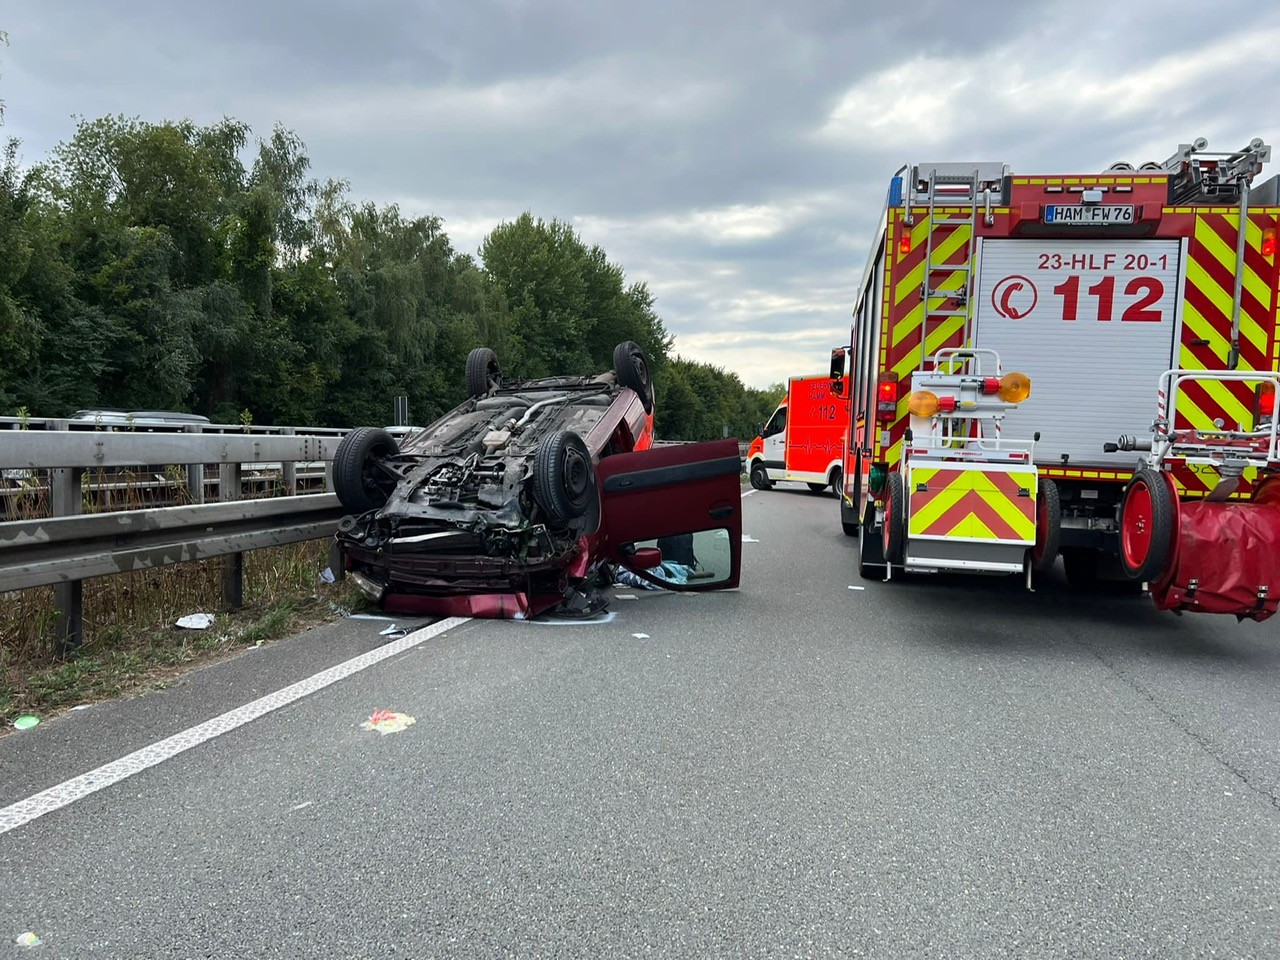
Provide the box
[1121,480,1154,569]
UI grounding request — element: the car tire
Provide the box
[1031,478,1062,573]
[333,427,400,513]
[750,462,772,490]
[1119,467,1175,581]
[829,466,843,498]
[883,472,906,565]
[613,340,655,413]
[466,347,501,399]
[534,430,596,525]
[807,482,828,493]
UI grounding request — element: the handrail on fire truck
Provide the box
[907,349,1036,464]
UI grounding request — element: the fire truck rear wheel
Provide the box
[750,462,773,490]
[883,473,906,565]
[1119,467,1175,581]
[1031,478,1062,573]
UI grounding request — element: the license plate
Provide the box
[1044,204,1135,225]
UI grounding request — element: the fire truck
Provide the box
[830,136,1280,620]
[747,375,849,493]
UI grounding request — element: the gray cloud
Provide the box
[3,0,1277,386]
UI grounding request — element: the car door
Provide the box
[595,438,742,590]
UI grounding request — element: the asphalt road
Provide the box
[2,484,1279,958]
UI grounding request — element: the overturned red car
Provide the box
[331,341,742,618]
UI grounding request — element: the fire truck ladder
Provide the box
[908,164,1005,368]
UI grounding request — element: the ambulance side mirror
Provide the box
[756,421,765,437]
[829,348,846,383]
[829,348,846,397]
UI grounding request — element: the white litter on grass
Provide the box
[848,585,866,591]
[614,594,638,601]
[71,704,92,711]
[742,535,760,543]
[319,567,336,584]
[631,633,650,639]
[175,613,215,630]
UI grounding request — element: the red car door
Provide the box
[595,438,742,590]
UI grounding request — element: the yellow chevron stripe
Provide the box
[1174,380,1253,432]
[906,468,1036,542]
[895,226,971,308]
[1179,303,1232,360]
[1193,216,1268,356]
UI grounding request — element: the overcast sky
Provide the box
[3,1,1278,386]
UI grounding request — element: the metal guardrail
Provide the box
[0,495,345,592]
[0,418,352,650]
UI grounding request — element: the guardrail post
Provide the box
[51,466,84,652]
[282,427,297,496]
[219,462,244,610]
[185,423,205,504]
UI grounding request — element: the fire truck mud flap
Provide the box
[1143,478,1280,621]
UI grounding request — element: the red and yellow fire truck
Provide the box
[747,375,849,494]
[831,137,1280,620]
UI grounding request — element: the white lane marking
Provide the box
[0,617,469,837]
[742,489,757,498]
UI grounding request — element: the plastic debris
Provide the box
[13,716,39,731]
[71,704,92,711]
[742,535,760,543]
[632,633,650,639]
[379,624,407,638]
[614,594,638,601]
[176,612,216,630]
[361,709,417,735]
[16,932,42,947]
[848,585,866,591]
[613,567,662,591]
[319,567,336,584]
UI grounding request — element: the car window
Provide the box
[624,529,734,587]
[764,408,786,437]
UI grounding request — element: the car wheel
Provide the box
[613,340,655,413]
[1031,478,1062,573]
[883,472,906,565]
[534,430,596,524]
[806,482,828,493]
[1118,467,1175,581]
[333,427,400,513]
[466,347,502,399]
[829,466,843,498]
[749,462,772,490]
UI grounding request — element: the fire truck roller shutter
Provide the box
[973,239,1182,468]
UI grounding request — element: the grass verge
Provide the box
[1,543,371,732]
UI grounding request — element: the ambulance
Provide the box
[830,136,1280,620]
[747,374,850,494]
